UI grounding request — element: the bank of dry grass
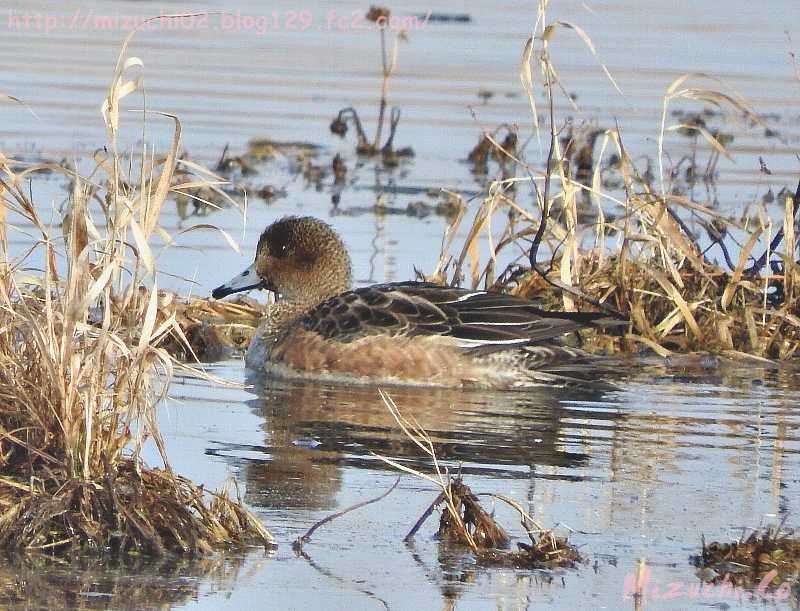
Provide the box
[425,0,800,363]
[0,22,273,557]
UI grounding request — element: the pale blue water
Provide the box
[1,0,800,608]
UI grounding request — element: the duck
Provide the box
[211,216,622,389]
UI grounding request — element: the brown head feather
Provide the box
[255,216,352,306]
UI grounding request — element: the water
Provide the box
[45,361,797,609]
[2,0,800,608]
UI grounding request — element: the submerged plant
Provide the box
[329,6,414,165]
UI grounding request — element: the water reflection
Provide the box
[235,374,621,513]
[0,552,262,610]
[217,359,800,533]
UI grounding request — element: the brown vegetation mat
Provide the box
[693,527,800,587]
[435,479,582,569]
[0,461,270,556]
[157,293,264,361]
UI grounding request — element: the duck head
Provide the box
[212,216,353,304]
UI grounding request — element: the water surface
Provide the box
[2,0,800,608]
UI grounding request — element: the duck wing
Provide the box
[300,281,617,350]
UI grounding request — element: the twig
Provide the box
[373,25,398,149]
[701,239,736,271]
[382,107,402,153]
[403,490,446,542]
[523,48,627,319]
[215,143,229,171]
[293,476,401,551]
[531,264,627,318]
[335,107,370,150]
[481,493,546,535]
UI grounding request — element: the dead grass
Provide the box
[156,293,264,361]
[0,17,273,557]
[424,0,800,363]
[693,526,800,587]
[375,391,582,569]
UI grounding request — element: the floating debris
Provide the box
[419,13,472,24]
[693,527,800,588]
[467,135,492,174]
[254,184,287,202]
[376,392,583,570]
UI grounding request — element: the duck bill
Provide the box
[212,262,266,299]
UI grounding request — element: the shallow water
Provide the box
[17,360,791,610]
[3,0,800,294]
[2,0,800,608]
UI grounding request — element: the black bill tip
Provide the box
[211,281,264,300]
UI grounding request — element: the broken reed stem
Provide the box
[335,107,370,149]
[529,51,557,270]
[404,490,446,543]
[377,392,580,567]
[374,25,390,149]
[293,476,400,551]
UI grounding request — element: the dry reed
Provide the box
[422,1,800,363]
[375,391,581,568]
[329,6,414,165]
[0,18,273,557]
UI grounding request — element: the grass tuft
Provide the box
[693,526,800,587]
[0,22,273,557]
[428,0,800,363]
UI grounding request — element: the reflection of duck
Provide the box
[236,375,614,512]
[212,216,622,388]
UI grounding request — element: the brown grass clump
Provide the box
[437,479,510,549]
[156,293,264,361]
[375,391,582,569]
[476,528,582,569]
[435,479,581,569]
[425,0,800,363]
[693,526,800,587]
[0,22,273,557]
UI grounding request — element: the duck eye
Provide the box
[273,242,290,258]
